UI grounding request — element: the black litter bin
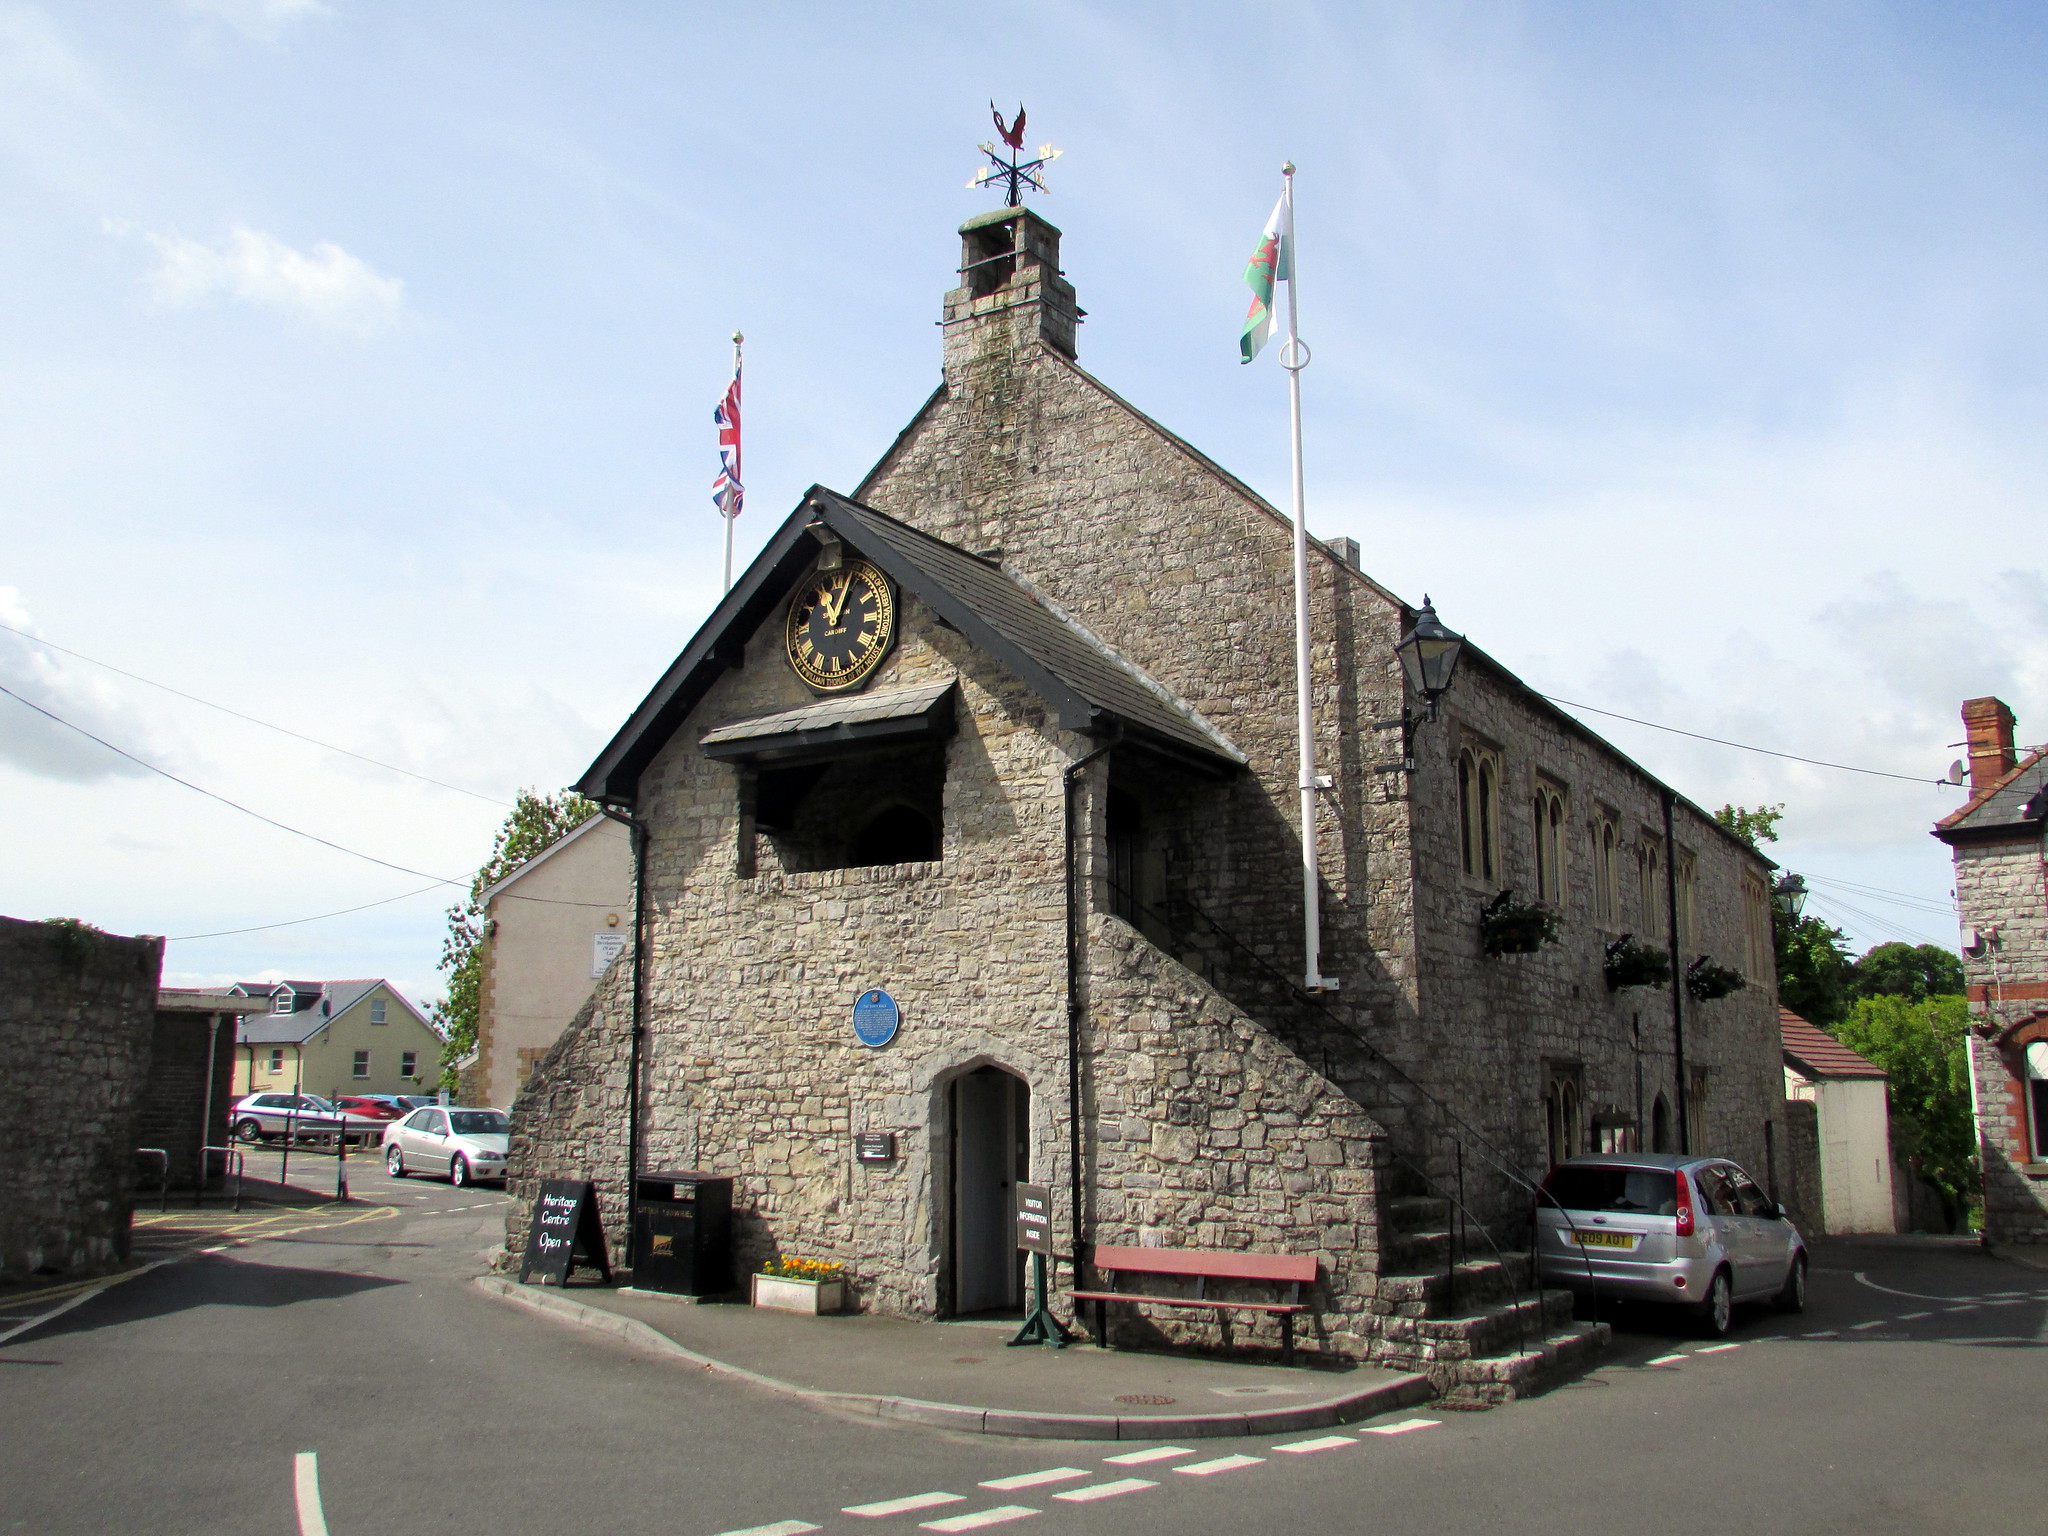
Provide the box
[632,1170,733,1296]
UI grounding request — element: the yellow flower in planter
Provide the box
[760,1257,846,1281]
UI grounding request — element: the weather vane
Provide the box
[968,102,1062,204]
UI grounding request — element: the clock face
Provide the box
[785,558,895,691]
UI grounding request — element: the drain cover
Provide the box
[1115,1393,1177,1406]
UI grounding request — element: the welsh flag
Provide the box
[1239,186,1294,364]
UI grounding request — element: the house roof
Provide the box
[234,980,440,1045]
[577,487,1245,804]
[1933,744,2048,844]
[479,812,617,905]
[1781,1007,1886,1080]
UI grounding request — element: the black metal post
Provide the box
[603,803,650,1275]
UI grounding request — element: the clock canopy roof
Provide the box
[576,486,1245,806]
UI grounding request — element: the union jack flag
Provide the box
[712,367,742,520]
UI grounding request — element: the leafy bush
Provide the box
[1684,955,1748,1002]
[1604,934,1671,991]
[1479,890,1559,957]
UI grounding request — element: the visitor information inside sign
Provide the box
[1014,1182,1052,1253]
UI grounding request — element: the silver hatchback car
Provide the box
[1536,1153,1807,1337]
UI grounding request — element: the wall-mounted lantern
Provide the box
[1376,596,1466,772]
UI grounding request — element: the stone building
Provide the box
[1934,696,2048,1246]
[1780,1006,1895,1234]
[509,206,1787,1390]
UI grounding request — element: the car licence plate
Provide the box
[1569,1230,1639,1249]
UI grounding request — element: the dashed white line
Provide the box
[1647,1353,1689,1365]
[1695,1343,1741,1353]
[1944,1305,1979,1314]
[1174,1454,1264,1476]
[919,1508,1039,1532]
[1898,1312,1931,1321]
[715,1523,821,1536]
[1274,1435,1357,1453]
[980,1470,1087,1491]
[1103,1446,1194,1465]
[1052,1479,1156,1503]
[1849,1320,1887,1331]
[1360,1418,1441,1435]
[293,1452,328,1536]
[846,1493,966,1518]
[1803,1330,1839,1339]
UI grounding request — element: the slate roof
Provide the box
[701,679,956,758]
[578,486,1244,803]
[1933,744,2048,844]
[1781,1007,1886,1080]
[234,980,436,1045]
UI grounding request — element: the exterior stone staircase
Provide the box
[1368,1188,1610,1407]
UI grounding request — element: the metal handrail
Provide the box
[198,1145,245,1212]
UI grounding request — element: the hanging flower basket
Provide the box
[1479,890,1559,957]
[1604,934,1671,992]
[1685,955,1748,1002]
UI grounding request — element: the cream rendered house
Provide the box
[472,814,634,1109]
[231,980,444,1100]
[1781,1007,1897,1234]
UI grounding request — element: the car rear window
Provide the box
[1542,1166,1678,1215]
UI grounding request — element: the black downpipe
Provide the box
[604,803,650,1271]
[1063,731,1117,1286]
[1662,790,1687,1154]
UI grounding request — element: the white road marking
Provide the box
[1360,1418,1441,1435]
[1174,1455,1264,1476]
[1053,1479,1156,1503]
[1983,1299,2026,1307]
[715,1523,821,1536]
[1751,1335,1788,1343]
[980,1470,1087,1491]
[846,1493,966,1517]
[919,1508,1039,1532]
[1898,1312,1931,1321]
[1803,1330,1839,1339]
[294,1452,328,1536]
[1103,1446,1194,1465]
[1274,1435,1357,1453]
[1944,1305,1979,1314]
[1849,1320,1887,1330]
[1695,1343,1741,1353]
[1647,1353,1688,1365]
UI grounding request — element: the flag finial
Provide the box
[968,103,1062,203]
[1282,161,1296,177]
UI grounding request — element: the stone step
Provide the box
[1369,1290,1576,1363]
[1382,1194,1450,1233]
[1383,1227,1450,1272]
[1430,1321,1612,1407]
[1374,1255,1536,1318]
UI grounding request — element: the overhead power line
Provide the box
[1539,695,1953,787]
[0,680,467,888]
[0,618,510,807]
[167,882,449,941]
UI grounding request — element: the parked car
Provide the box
[382,1107,510,1187]
[1536,1153,1807,1337]
[228,1093,388,1146]
[334,1096,405,1121]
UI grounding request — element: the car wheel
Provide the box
[450,1155,470,1189]
[386,1145,407,1178]
[1694,1267,1734,1338]
[234,1118,263,1143]
[1774,1252,1808,1314]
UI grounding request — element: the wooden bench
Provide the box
[1069,1245,1317,1365]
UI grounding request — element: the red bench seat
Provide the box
[1069,1244,1318,1365]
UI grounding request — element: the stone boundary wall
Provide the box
[0,916,163,1279]
[504,977,634,1267]
[1776,1097,1822,1237]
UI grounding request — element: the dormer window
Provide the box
[271,991,292,1015]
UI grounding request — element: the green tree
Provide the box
[1836,994,1976,1228]
[435,789,599,1091]
[1850,941,1965,1002]
[1714,802,1854,1025]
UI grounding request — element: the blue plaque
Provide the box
[851,989,899,1048]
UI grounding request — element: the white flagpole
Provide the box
[1278,163,1328,992]
[722,331,742,594]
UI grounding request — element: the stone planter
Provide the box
[751,1273,845,1315]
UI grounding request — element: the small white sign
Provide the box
[591,931,627,978]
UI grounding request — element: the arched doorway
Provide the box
[1651,1092,1673,1154]
[949,1065,1028,1315]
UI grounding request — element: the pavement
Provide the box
[478,1275,1431,1439]
[4,1166,2046,1536]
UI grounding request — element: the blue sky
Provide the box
[5,1,2043,1006]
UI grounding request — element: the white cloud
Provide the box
[141,225,404,334]
[0,588,160,783]
[180,0,330,44]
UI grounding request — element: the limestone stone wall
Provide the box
[0,916,163,1279]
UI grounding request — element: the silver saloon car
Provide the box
[382,1107,510,1187]
[1536,1153,1808,1337]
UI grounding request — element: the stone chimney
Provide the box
[1962,696,2017,791]
[941,207,1081,386]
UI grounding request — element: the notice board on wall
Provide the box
[519,1179,612,1286]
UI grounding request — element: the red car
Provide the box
[334,1096,405,1121]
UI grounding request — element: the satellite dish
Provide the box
[1947,759,1965,785]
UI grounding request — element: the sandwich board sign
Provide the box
[519,1179,612,1286]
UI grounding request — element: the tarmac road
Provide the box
[2,1162,2041,1536]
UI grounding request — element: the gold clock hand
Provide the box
[827,575,853,626]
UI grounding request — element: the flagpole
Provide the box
[1278,163,1328,993]
[723,331,742,594]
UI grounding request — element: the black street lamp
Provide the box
[1773,872,1808,919]
[1395,595,1465,720]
